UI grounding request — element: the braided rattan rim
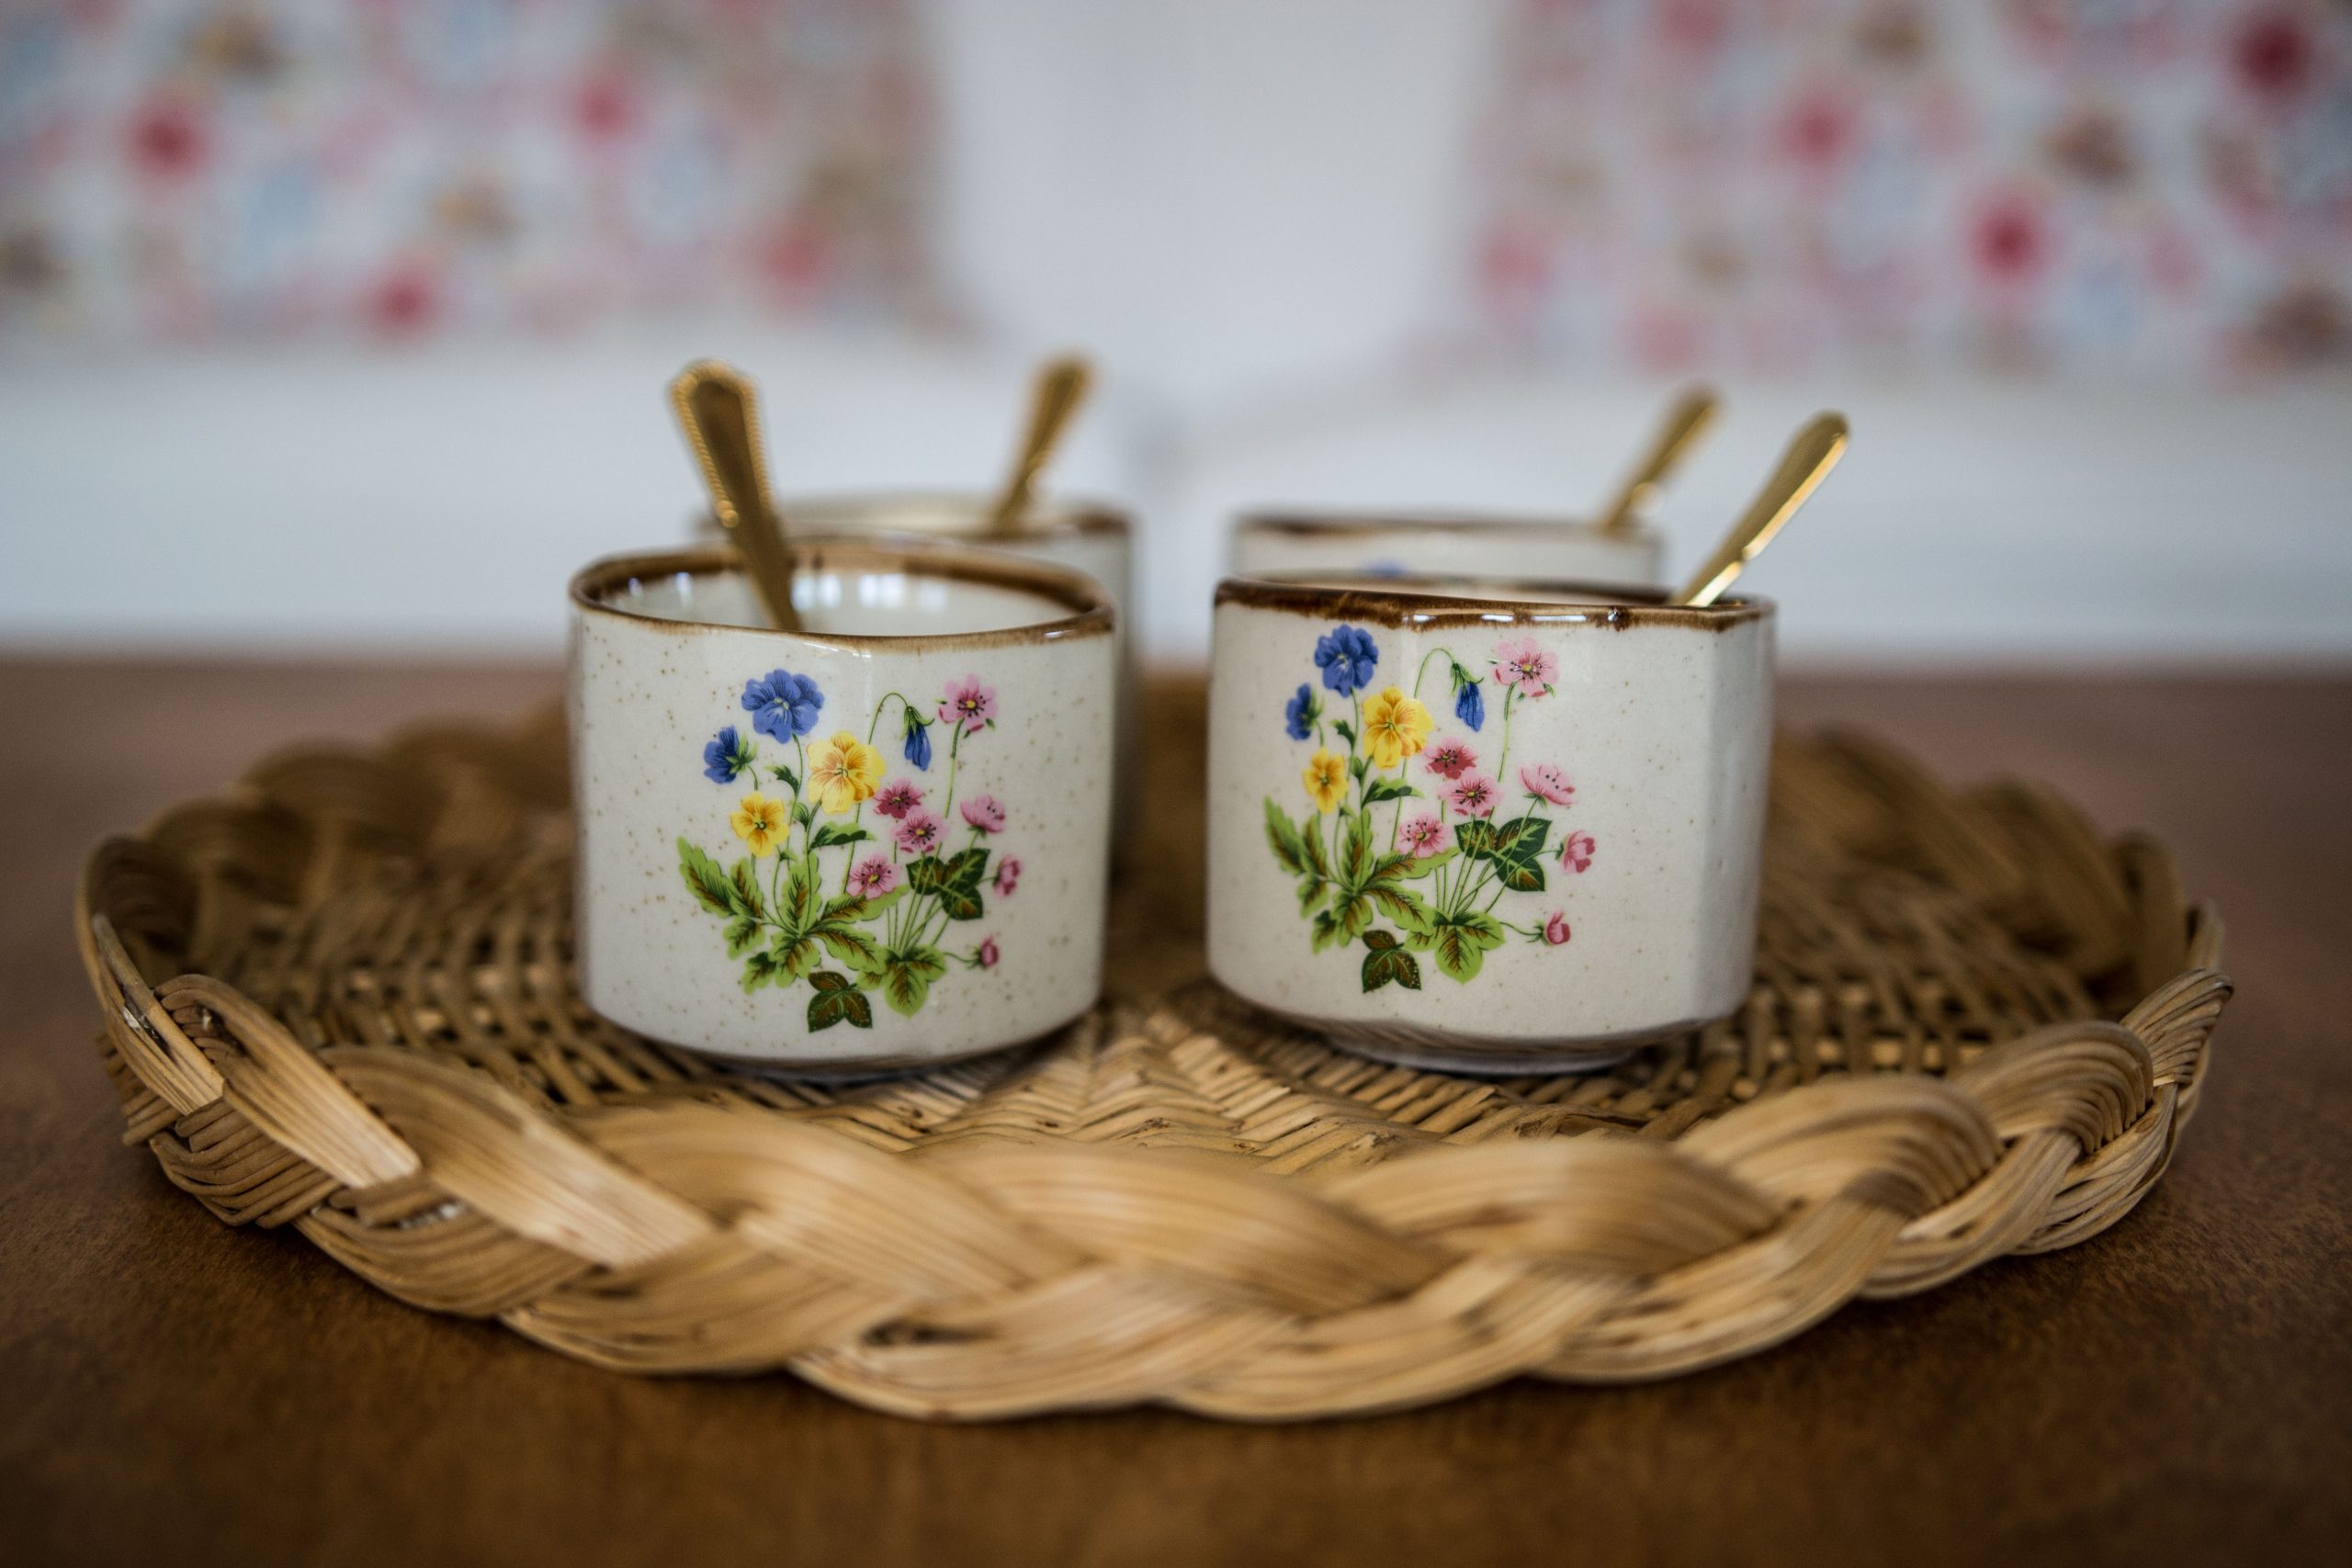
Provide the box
[76,700,2229,1420]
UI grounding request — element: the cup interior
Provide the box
[1224,570,1763,621]
[576,539,1109,640]
[1267,571,1656,607]
[1238,510,1645,540]
[786,491,1128,541]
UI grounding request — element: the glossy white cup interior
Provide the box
[598,553,1075,637]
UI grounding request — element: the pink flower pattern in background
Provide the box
[0,0,940,344]
[1462,0,2352,377]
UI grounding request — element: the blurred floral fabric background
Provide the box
[3,0,2347,379]
[0,0,939,343]
[1464,0,2352,377]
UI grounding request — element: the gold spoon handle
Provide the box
[1593,383,1721,535]
[669,360,803,633]
[1672,412,1849,608]
[985,354,1093,535]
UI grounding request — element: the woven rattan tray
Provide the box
[78,682,2228,1420]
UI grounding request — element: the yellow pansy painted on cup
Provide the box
[729,791,789,856]
[1302,749,1348,814]
[805,731,886,814]
[1359,685,1432,770]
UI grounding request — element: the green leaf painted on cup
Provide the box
[1360,930,1421,992]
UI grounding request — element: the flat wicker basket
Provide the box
[77,682,2228,1420]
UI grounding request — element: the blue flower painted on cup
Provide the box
[1451,662,1486,732]
[703,725,756,784]
[1313,625,1379,696]
[1284,682,1319,741]
[742,670,824,741]
[901,706,934,771]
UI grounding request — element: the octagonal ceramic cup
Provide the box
[1206,572,1773,1074]
[570,536,1116,1075]
[1230,512,1665,592]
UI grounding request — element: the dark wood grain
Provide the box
[3,659,2347,1567]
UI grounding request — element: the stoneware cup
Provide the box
[1206,573,1773,1074]
[570,536,1116,1075]
[1231,512,1664,591]
[701,491,1140,828]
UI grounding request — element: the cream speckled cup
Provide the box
[570,536,1115,1075]
[1231,512,1664,591]
[1206,573,1772,1074]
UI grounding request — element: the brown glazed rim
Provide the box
[1237,509,1657,543]
[781,489,1132,542]
[1216,571,1770,631]
[571,536,1115,651]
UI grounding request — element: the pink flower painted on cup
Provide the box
[894,810,944,855]
[1544,910,1572,945]
[994,857,1022,897]
[1446,772,1500,818]
[1561,829,1596,874]
[873,779,924,819]
[1491,637,1557,698]
[959,794,1007,835]
[1520,762,1575,806]
[939,674,997,734]
[1399,813,1453,858]
[1422,737,1478,780]
[978,935,1000,968]
[847,855,901,898]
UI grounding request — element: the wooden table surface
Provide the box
[4,659,2347,1567]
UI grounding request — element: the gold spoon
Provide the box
[983,353,1093,536]
[1672,412,1849,607]
[1593,383,1721,535]
[669,359,803,633]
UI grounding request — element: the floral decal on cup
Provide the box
[677,670,1011,1032]
[1262,626,1598,992]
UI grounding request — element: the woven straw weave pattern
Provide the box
[76,684,2228,1419]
